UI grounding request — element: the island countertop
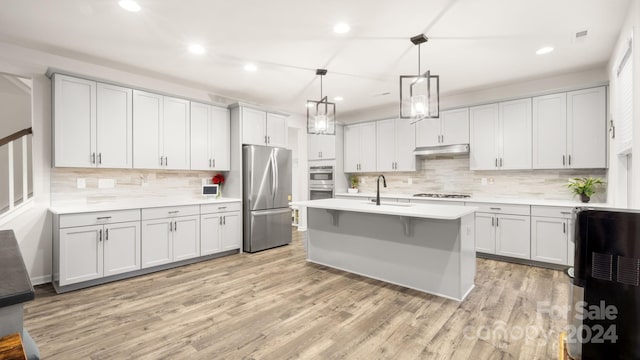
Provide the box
[0,230,34,308]
[291,198,478,220]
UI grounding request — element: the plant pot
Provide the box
[347,188,358,194]
[580,194,590,203]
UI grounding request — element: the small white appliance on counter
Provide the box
[202,184,219,197]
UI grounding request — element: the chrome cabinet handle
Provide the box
[174,221,177,231]
[490,207,501,210]
[160,157,163,166]
[563,222,566,233]
[99,229,102,242]
[491,217,494,227]
[563,155,566,166]
[264,135,267,144]
[96,216,112,220]
[168,210,179,214]
[209,159,212,167]
[568,155,572,166]
[98,153,102,164]
[495,158,498,167]
[105,228,109,240]
[267,136,270,144]
[560,211,571,215]
[496,217,499,227]
[212,159,215,167]
[223,216,226,225]
[499,158,503,167]
[91,152,96,164]
[218,206,227,210]
[165,157,168,166]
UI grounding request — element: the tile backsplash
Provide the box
[51,168,224,204]
[351,155,608,202]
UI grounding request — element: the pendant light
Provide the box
[307,69,336,135]
[399,34,440,122]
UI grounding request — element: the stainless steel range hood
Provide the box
[413,144,469,156]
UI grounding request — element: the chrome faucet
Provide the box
[376,174,387,205]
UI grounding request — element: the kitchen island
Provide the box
[292,199,478,301]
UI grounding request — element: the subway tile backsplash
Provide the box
[352,155,608,202]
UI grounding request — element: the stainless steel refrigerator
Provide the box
[243,145,292,253]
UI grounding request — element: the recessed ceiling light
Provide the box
[118,0,141,12]
[244,64,257,72]
[333,96,344,102]
[536,46,554,55]
[333,23,350,34]
[188,44,206,55]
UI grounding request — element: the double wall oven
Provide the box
[309,165,334,200]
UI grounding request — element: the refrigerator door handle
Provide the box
[271,152,277,202]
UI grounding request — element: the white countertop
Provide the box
[49,197,242,215]
[291,198,477,220]
[335,192,610,208]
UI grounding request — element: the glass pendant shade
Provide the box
[400,71,439,120]
[307,99,335,135]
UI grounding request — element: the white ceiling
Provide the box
[0,0,630,116]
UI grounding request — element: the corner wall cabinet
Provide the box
[53,74,133,168]
[415,107,469,147]
[470,98,532,170]
[240,107,288,148]
[344,122,377,173]
[532,87,607,169]
[133,91,191,170]
[52,200,242,293]
[376,118,416,172]
[190,102,231,170]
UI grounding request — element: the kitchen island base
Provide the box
[306,208,476,301]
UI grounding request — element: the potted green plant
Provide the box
[348,175,359,194]
[566,177,604,203]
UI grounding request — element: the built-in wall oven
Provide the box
[309,165,334,200]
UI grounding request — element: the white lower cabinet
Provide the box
[141,205,200,268]
[531,206,574,265]
[201,203,242,255]
[475,213,496,254]
[470,202,531,260]
[58,210,141,286]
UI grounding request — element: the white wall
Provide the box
[607,0,640,209]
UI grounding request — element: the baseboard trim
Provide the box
[30,274,52,286]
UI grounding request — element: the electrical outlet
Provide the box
[360,178,366,184]
[408,177,413,185]
[77,178,86,189]
[488,178,495,185]
[481,178,487,185]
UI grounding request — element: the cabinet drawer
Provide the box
[531,206,575,219]
[142,205,200,220]
[60,209,140,228]
[201,202,242,215]
[466,202,530,216]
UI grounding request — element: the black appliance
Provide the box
[569,208,640,359]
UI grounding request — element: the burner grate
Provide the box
[412,193,471,199]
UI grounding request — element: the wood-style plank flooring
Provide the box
[24,230,569,359]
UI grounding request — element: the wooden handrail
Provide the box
[0,128,32,148]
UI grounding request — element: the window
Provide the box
[0,73,33,216]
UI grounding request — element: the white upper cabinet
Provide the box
[190,102,230,170]
[133,90,163,169]
[344,123,377,173]
[133,91,190,170]
[308,134,336,160]
[470,99,531,170]
[53,74,133,168]
[96,83,133,168]
[416,108,469,148]
[376,118,415,172]
[532,93,567,169]
[241,107,288,147]
[567,87,607,169]
[533,87,607,169]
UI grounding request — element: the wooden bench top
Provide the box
[0,333,26,360]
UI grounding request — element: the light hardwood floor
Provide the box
[24,230,569,359]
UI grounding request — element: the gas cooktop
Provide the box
[412,193,471,199]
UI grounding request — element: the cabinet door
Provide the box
[567,87,607,168]
[307,134,321,160]
[343,125,360,172]
[141,219,172,268]
[359,122,377,172]
[211,106,231,170]
[499,98,532,170]
[53,74,96,168]
[495,214,531,260]
[200,213,222,255]
[532,93,567,169]
[163,96,190,170]
[133,90,163,169]
[96,83,133,169]
[531,217,568,265]
[267,113,288,148]
[376,119,396,171]
[469,104,499,170]
[475,213,496,254]
[395,119,416,171]
[103,221,141,276]
[308,134,336,160]
[221,212,242,251]
[415,118,441,147]
[242,107,267,145]
[441,108,469,145]
[59,225,103,285]
[173,215,200,261]
[190,102,211,171]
